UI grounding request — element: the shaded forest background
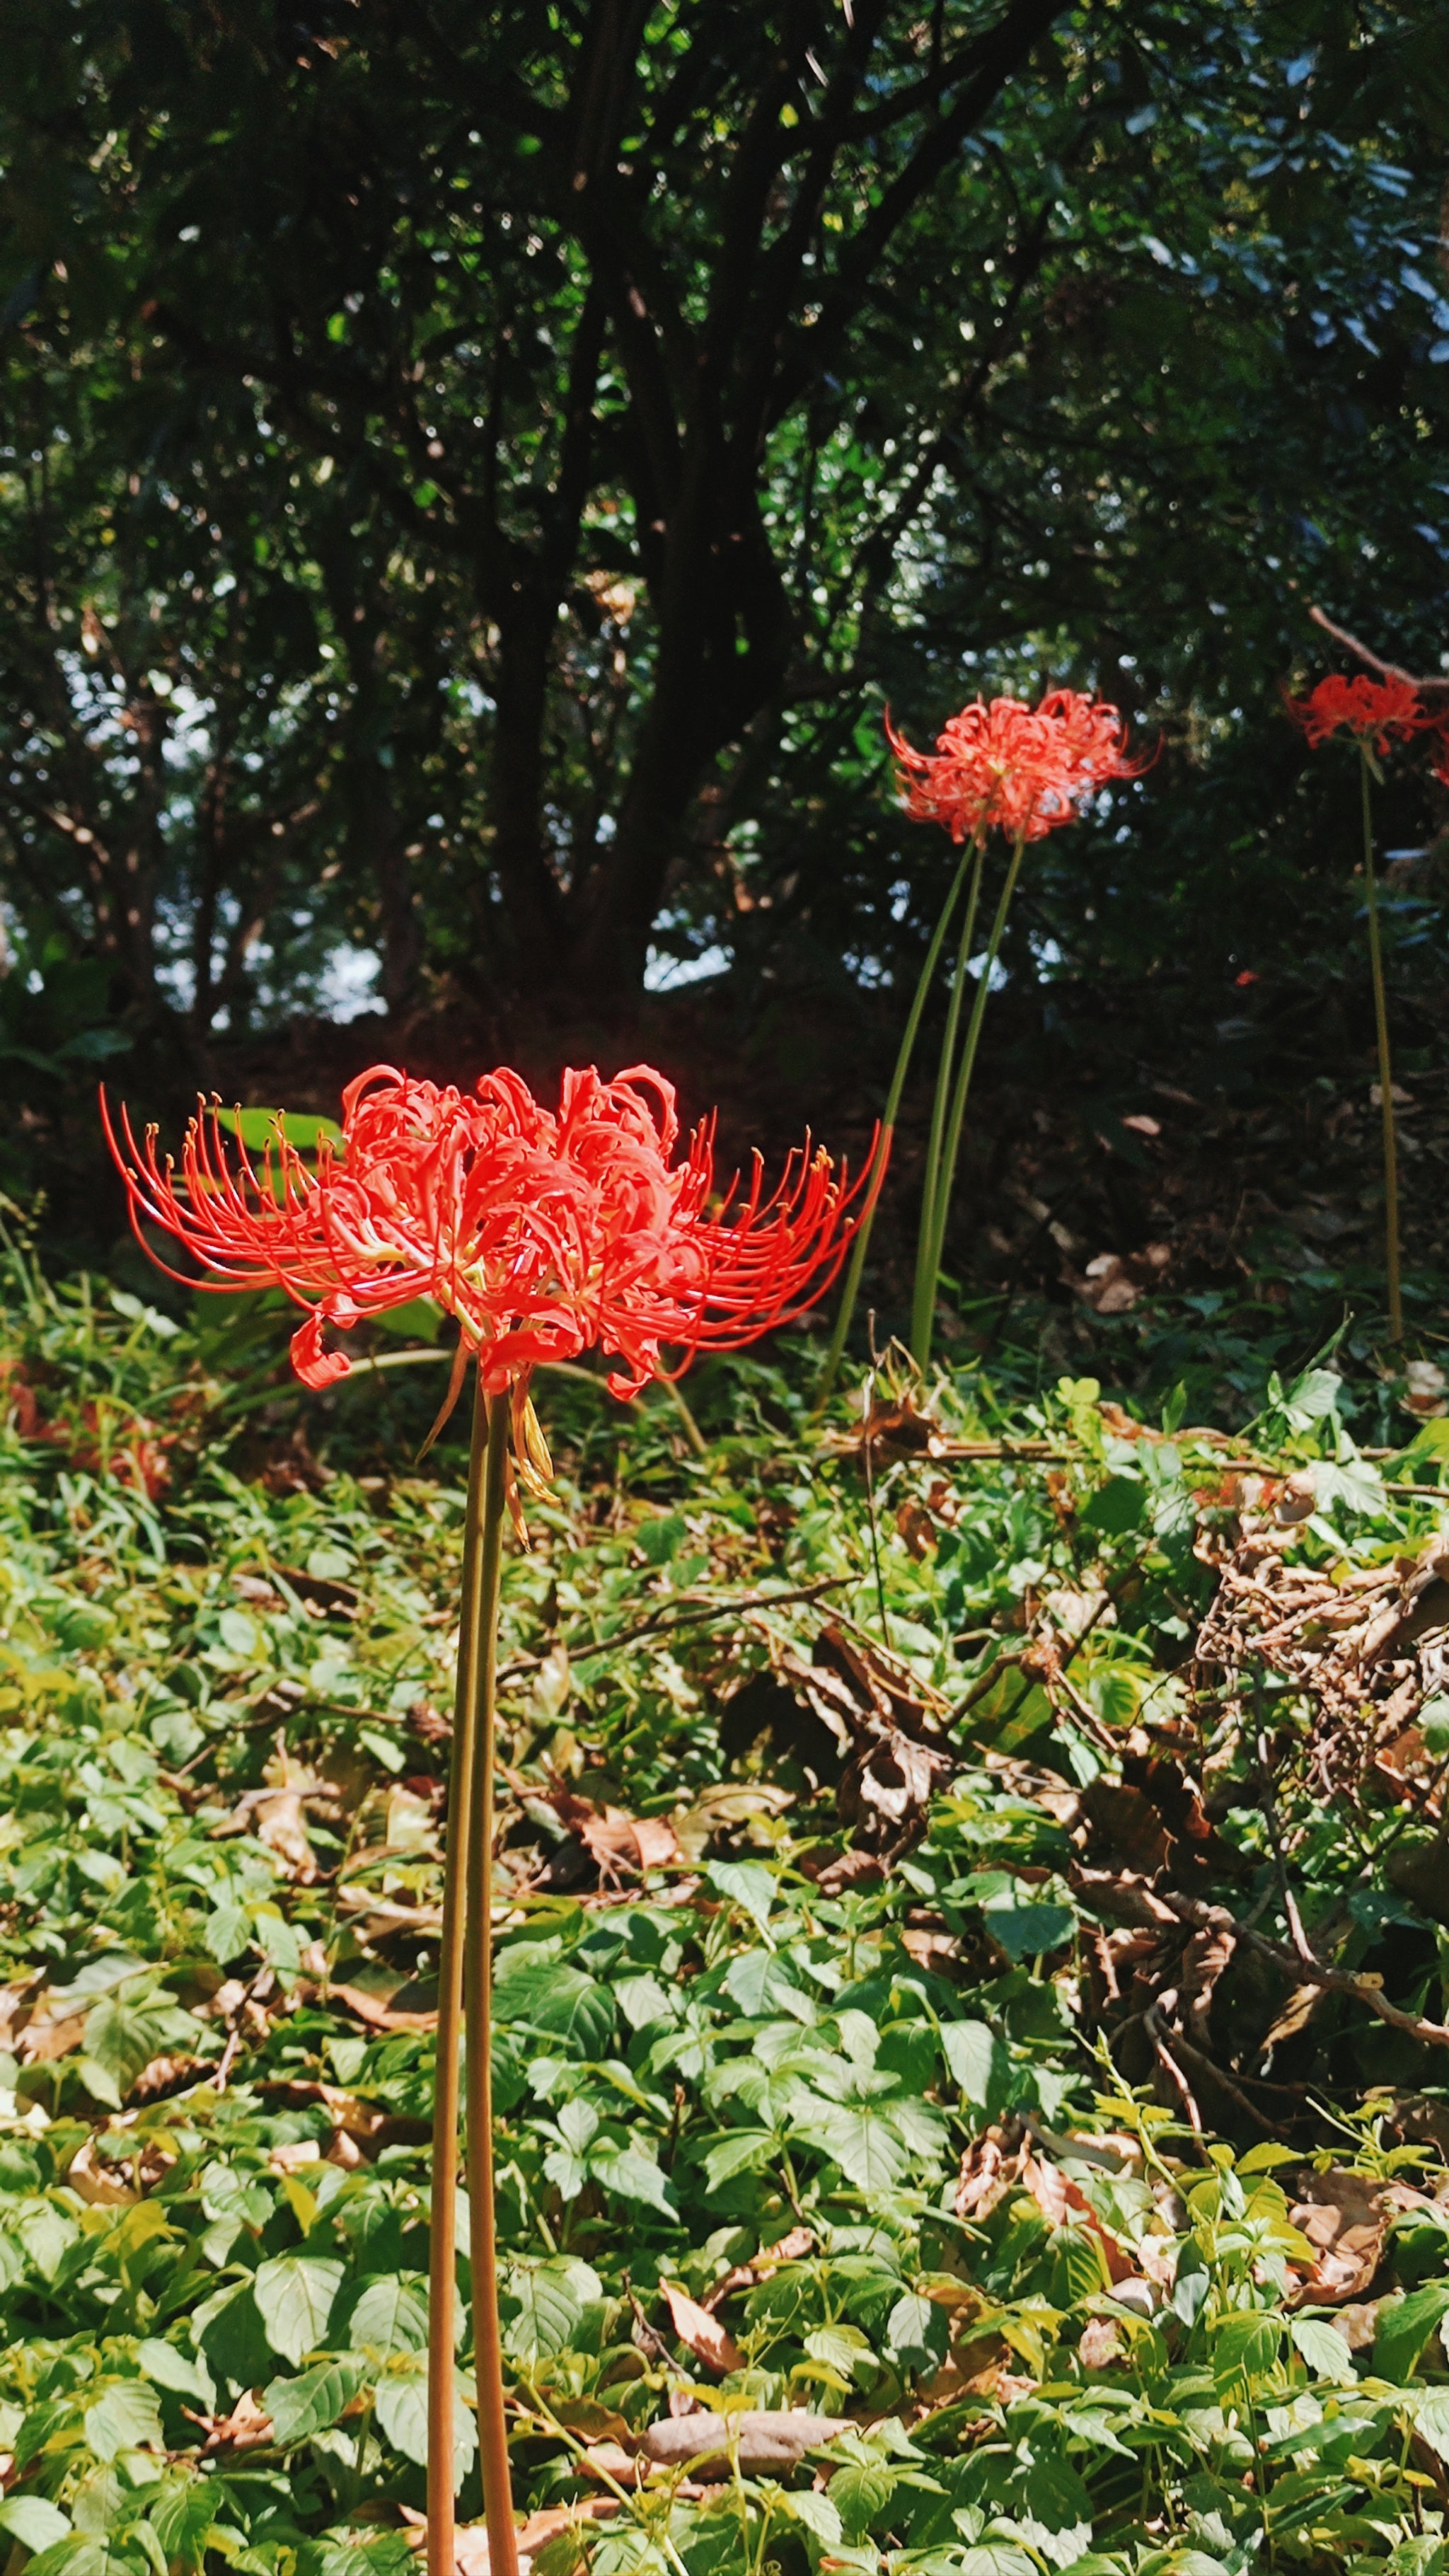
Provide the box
[3,0,1449,1346]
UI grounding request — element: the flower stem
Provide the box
[426,1368,492,2576]
[815,841,976,1407]
[1360,750,1402,1342]
[908,843,985,1370]
[466,1389,516,2575]
[913,832,1027,1373]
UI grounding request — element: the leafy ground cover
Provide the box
[2,1230,1449,2576]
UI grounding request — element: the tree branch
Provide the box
[1308,603,1449,694]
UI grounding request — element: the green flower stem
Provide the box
[908,843,985,1367]
[814,841,977,1406]
[1361,749,1402,1344]
[913,831,1027,1373]
[425,1370,493,2576]
[465,1391,517,2576]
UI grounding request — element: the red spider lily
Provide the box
[1284,671,1426,754]
[103,1064,881,1399]
[886,688,1142,845]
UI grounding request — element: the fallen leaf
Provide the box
[331,1964,439,2031]
[267,2139,323,2175]
[1285,2168,1416,2305]
[1078,2316,1126,2368]
[67,2137,137,2206]
[193,2391,274,2454]
[956,2120,1029,2222]
[18,2006,88,2065]
[132,2052,208,2103]
[1406,1360,1447,1416]
[544,1785,682,1882]
[638,2410,850,2476]
[1021,2152,1133,2283]
[400,2500,623,2572]
[837,1723,954,1854]
[702,2226,815,2312]
[661,2280,744,2375]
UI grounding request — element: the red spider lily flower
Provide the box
[1284,672,1426,754]
[886,688,1143,845]
[103,1064,882,1399]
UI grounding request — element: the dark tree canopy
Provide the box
[1,0,1448,1061]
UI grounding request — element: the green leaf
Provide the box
[778,2489,844,2550]
[705,1858,776,1933]
[265,2353,369,2446]
[490,1959,613,2057]
[146,2480,229,2575]
[983,1901,1074,1963]
[137,2336,214,2407]
[83,2378,165,2461]
[804,2322,872,2382]
[957,2551,1041,2576]
[1414,2387,1449,2461]
[253,2255,345,2366]
[614,1972,673,2030]
[1274,1366,1344,1431]
[503,2258,604,2364]
[1290,2316,1356,2383]
[217,1608,260,1658]
[589,2142,677,2216]
[374,2354,476,2484]
[1078,1474,1146,1536]
[886,2292,948,2374]
[940,2019,1011,2115]
[229,1108,344,1154]
[700,2127,777,2191]
[196,2282,274,2393]
[79,1987,199,2108]
[792,2098,908,2190]
[202,1903,253,1965]
[0,2500,72,2554]
[1212,2311,1281,2389]
[828,2456,901,2542]
[347,2272,430,2355]
[1373,2279,1449,2383]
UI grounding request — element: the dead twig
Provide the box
[1308,604,1449,694]
[494,1576,850,1687]
[1143,2001,1205,2134]
[1159,1888,1449,2053]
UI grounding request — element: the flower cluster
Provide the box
[1284,672,1427,754]
[103,1063,878,1398]
[886,688,1142,845]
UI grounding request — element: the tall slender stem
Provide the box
[466,1391,516,2576]
[909,843,984,1365]
[815,842,976,1407]
[1360,751,1402,1344]
[427,1369,491,2576]
[913,831,1027,1373]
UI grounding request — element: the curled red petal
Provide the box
[291,1312,354,1388]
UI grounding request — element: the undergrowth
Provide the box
[1,1230,1448,2576]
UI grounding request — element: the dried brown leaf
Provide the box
[660,2280,745,2375]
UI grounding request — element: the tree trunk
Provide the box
[485,584,567,990]
[562,477,791,993]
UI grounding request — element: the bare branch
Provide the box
[1308,603,1449,694]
